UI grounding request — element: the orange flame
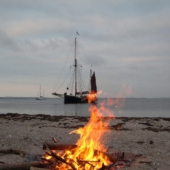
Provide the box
[69,106,112,169]
[44,103,114,169]
[50,103,113,169]
[87,91,102,103]
[44,88,129,169]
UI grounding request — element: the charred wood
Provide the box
[43,143,77,150]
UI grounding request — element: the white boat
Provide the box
[36,85,46,100]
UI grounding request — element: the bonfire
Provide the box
[43,93,126,170]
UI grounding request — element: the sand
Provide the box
[0,113,170,170]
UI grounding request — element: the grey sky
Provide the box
[0,0,170,98]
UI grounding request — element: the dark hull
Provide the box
[64,93,88,104]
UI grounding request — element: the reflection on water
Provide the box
[0,98,169,117]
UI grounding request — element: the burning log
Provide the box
[43,143,126,165]
[43,143,143,169]
[43,143,122,162]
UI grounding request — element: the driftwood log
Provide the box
[0,149,27,156]
[0,162,50,170]
[0,149,48,170]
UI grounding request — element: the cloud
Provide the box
[0,0,170,97]
[82,55,106,67]
[0,29,19,51]
[23,37,68,51]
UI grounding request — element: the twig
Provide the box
[77,159,97,169]
[52,137,57,143]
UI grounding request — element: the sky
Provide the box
[0,0,170,98]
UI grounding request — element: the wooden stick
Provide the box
[45,144,77,170]
[49,151,76,170]
[52,137,57,143]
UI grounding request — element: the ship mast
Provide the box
[74,38,77,96]
[40,85,41,97]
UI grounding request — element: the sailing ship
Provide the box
[52,35,97,104]
[36,85,46,100]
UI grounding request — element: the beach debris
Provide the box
[138,160,152,164]
[52,137,57,143]
[149,140,154,144]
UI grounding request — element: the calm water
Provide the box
[0,98,169,117]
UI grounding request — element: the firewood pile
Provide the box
[42,143,136,170]
[0,140,142,170]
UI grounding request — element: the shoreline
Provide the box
[1,112,170,118]
[0,113,170,169]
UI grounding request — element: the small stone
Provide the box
[150,140,154,144]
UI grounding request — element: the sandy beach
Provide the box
[0,113,170,170]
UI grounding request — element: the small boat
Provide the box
[52,34,97,104]
[36,85,46,100]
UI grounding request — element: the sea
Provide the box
[0,98,169,117]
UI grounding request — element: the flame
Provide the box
[44,89,129,169]
[69,105,112,162]
[45,101,114,169]
[87,91,102,103]
[45,155,52,160]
